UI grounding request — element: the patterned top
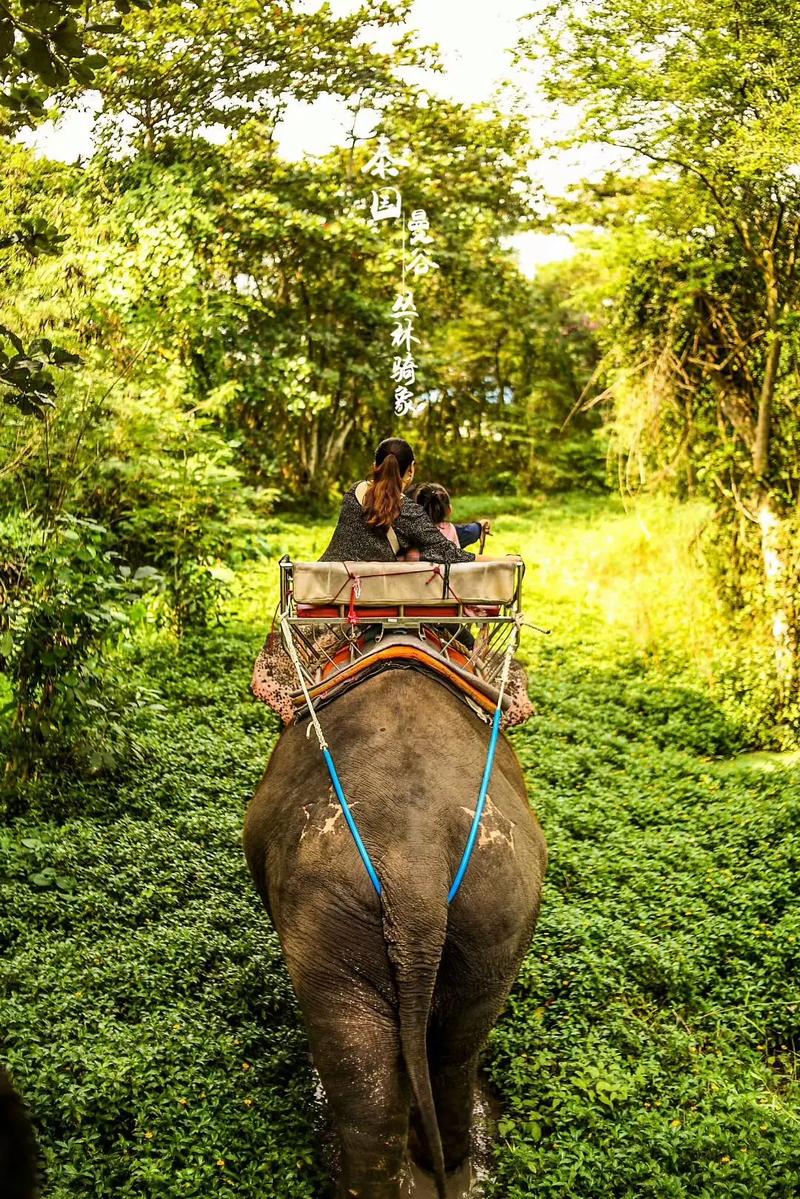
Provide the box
[320,483,475,564]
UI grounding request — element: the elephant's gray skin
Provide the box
[244,670,546,1199]
[0,1064,38,1199]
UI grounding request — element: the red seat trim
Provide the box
[403,605,458,616]
[294,603,471,618]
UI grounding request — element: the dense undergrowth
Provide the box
[1,494,798,1197]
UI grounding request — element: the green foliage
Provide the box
[1,497,797,1197]
[0,146,84,417]
[415,254,606,495]
[521,0,800,721]
[0,324,81,417]
[0,512,158,785]
[91,0,424,152]
[166,100,543,499]
[0,0,151,134]
[489,734,800,1196]
[83,382,266,633]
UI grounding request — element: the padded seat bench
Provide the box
[291,558,520,608]
[295,603,502,620]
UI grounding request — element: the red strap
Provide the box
[347,574,362,624]
[330,562,453,602]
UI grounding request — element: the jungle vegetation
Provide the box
[2,0,799,785]
[1,1,799,1195]
[2,499,799,1198]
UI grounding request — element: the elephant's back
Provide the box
[244,671,545,931]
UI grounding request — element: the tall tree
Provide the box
[520,0,800,722]
[91,0,430,152]
[521,0,800,484]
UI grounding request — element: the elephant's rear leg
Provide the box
[303,1005,411,1199]
[414,986,518,1176]
[277,883,412,1197]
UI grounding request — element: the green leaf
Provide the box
[50,346,82,365]
[69,60,95,84]
[20,3,63,32]
[0,325,24,354]
[19,35,59,87]
[51,19,84,58]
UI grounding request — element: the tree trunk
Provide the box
[758,504,794,701]
[753,267,781,478]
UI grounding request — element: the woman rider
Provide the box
[252,434,532,724]
[320,437,474,564]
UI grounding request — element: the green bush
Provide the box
[0,513,158,790]
[1,496,797,1197]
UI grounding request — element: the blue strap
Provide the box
[320,702,502,905]
[447,702,502,902]
[322,746,382,896]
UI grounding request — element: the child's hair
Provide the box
[414,482,451,526]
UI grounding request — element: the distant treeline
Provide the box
[2,0,799,787]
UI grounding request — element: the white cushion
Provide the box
[292,558,519,605]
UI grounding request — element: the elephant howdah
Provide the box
[243,559,546,1197]
[251,556,535,728]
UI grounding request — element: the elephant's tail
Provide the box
[381,880,448,1199]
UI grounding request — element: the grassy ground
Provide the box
[1,494,798,1198]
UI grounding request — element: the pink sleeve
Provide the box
[437,521,460,547]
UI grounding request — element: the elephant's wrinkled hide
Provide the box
[243,671,547,1199]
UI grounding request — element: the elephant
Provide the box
[243,670,547,1198]
[0,1064,38,1199]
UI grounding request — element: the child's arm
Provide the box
[455,520,491,549]
[455,521,482,548]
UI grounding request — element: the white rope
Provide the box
[280,614,329,750]
[495,612,523,710]
[282,609,523,746]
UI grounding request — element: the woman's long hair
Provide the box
[361,437,415,529]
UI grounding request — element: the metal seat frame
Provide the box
[278,555,525,691]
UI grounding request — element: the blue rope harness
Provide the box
[282,614,517,904]
[322,746,383,896]
[447,699,503,902]
[320,696,503,903]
